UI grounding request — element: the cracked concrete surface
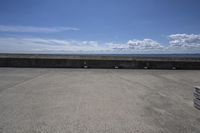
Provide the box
[0,68,200,133]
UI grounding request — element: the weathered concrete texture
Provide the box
[1,54,200,69]
[0,68,200,133]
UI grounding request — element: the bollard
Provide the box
[114,66,119,69]
[172,67,176,70]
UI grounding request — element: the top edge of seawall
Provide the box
[0,53,200,62]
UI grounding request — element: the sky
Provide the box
[0,0,200,54]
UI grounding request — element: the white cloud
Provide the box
[168,34,200,53]
[105,42,129,51]
[169,34,200,47]
[0,37,114,53]
[127,39,164,50]
[0,34,200,54]
[0,37,165,53]
[0,25,79,33]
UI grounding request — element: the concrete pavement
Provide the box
[0,68,200,133]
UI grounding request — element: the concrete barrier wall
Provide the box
[0,54,200,69]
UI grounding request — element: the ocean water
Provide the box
[63,54,200,58]
[1,53,200,58]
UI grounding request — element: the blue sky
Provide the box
[0,0,200,53]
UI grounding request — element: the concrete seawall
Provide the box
[0,54,200,69]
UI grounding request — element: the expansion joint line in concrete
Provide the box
[2,71,50,92]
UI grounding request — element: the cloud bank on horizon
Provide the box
[0,26,199,54]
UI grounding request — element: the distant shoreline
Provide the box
[0,53,200,58]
